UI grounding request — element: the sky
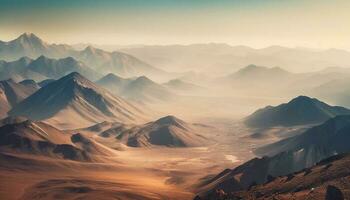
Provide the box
[1,0,350,49]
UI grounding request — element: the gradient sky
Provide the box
[1,0,349,49]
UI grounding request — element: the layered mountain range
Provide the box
[96,73,175,103]
[0,55,101,81]
[8,72,147,129]
[0,33,168,79]
[120,44,350,74]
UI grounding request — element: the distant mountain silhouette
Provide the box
[26,56,101,80]
[77,46,167,78]
[0,56,101,81]
[95,73,132,94]
[9,72,147,129]
[97,74,174,103]
[311,78,350,108]
[0,33,168,78]
[231,64,290,79]
[0,57,33,81]
[220,64,291,85]
[121,76,174,102]
[0,33,73,60]
[121,44,350,73]
[163,78,204,94]
[245,96,350,128]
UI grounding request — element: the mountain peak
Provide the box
[8,72,146,128]
[237,64,266,73]
[65,71,85,80]
[60,56,80,64]
[18,56,32,62]
[17,32,44,44]
[83,45,97,54]
[245,95,350,128]
[115,115,205,147]
[233,64,290,78]
[155,115,184,126]
[36,55,48,60]
[19,79,37,86]
[19,32,37,39]
[245,64,259,69]
[96,73,128,90]
[288,95,316,105]
[104,73,122,80]
[167,79,182,84]
[57,71,89,87]
[135,76,153,83]
[291,95,313,101]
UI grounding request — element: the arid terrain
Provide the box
[1,2,350,198]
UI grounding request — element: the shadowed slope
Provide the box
[9,72,147,129]
[196,154,350,200]
[105,115,208,147]
[245,96,350,128]
[197,115,350,199]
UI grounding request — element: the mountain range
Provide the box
[245,96,350,128]
[0,33,168,79]
[0,33,73,60]
[311,78,350,108]
[216,64,294,93]
[101,115,208,147]
[120,44,350,75]
[96,73,175,103]
[163,78,205,95]
[226,64,291,82]
[0,56,101,81]
[255,115,350,158]
[8,72,147,129]
[196,114,350,199]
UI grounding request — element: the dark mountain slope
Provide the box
[245,96,350,128]
[197,115,350,199]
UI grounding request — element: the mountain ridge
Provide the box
[245,96,350,128]
[8,72,148,129]
[0,33,169,79]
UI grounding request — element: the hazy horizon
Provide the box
[3,32,350,53]
[1,0,350,50]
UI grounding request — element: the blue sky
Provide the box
[1,0,349,49]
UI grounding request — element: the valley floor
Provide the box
[0,116,287,200]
